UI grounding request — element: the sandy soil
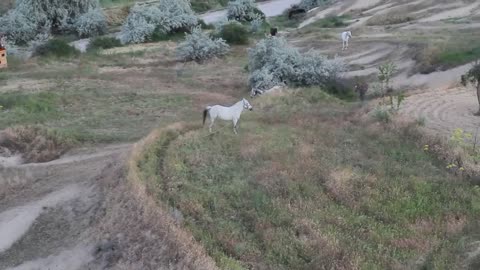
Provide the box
[0,144,129,270]
[400,87,480,138]
[419,2,480,23]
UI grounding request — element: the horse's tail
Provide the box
[203,107,211,126]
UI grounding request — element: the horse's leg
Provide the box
[209,117,215,133]
[233,118,238,135]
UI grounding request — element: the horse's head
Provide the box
[347,31,352,38]
[243,98,253,111]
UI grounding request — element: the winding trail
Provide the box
[0,144,130,269]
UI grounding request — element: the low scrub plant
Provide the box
[176,27,229,63]
[119,0,197,44]
[248,37,345,90]
[313,15,349,28]
[88,36,122,51]
[299,0,329,10]
[366,14,414,26]
[191,0,229,13]
[34,38,80,58]
[217,21,249,45]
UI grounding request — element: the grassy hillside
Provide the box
[137,89,480,269]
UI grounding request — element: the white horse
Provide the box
[203,98,253,134]
[341,31,352,50]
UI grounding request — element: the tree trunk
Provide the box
[477,82,480,116]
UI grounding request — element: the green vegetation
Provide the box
[191,0,229,13]
[138,88,480,269]
[437,46,480,69]
[268,14,302,29]
[416,42,480,74]
[311,15,350,28]
[366,14,414,26]
[34,39,80,58]
[99,0,139,8]
[217,22,250,45]
[88,36,123,51]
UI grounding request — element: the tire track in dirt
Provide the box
[400,88,480,137]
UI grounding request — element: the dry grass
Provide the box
[366,13,415,26]
[0,126,74,163]
[99,122,217,269]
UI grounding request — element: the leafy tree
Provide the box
[461,61,480,116]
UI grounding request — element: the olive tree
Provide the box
[461,61,480,116]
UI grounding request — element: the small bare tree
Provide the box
[461,61,480,116]
[378,62,396,95]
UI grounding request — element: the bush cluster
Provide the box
[248,37,345,90]
[227,0,265,22]
[176,27,229,63]
[0,0,107,44]
[119,0,197,44]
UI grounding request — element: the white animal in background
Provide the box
[341,31,352,50]
[203,98,253,134]
[250,85,286,97]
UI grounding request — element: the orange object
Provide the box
[0,48,7,69]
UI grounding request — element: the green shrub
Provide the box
[88,36,122,51]
[217,22,249,45]
[191,1,212,13]
[323,80,355,101]
[34,38,80,58]
[191,0,229,13]
[0,92,58,113]
[149,27,188,42]
[313,15,349,28]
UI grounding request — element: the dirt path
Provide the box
[0,144,130,270]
